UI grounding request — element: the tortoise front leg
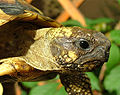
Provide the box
[60,73,92,95]
[0,57,43,82]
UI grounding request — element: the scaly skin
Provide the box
[0,27,110,95]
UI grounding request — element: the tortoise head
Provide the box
[50,27,111,72]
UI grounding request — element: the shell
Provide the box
[0,0,62,27]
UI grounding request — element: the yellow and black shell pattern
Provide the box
[0,0,62,28]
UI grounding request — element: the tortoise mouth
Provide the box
[79,60,104,72]
[61,59,104,72]
[71,45,110,71]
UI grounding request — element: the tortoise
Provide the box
[0,0,111,95]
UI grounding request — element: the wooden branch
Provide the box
[25,0,32,3]
[56,0,85,23]
[99,64,106,82]
[58,0,86,26]
[16,83,21,95]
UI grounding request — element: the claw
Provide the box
[0,57,44,82]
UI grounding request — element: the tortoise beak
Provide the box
[74,38,111,72]
[93,32,111,62]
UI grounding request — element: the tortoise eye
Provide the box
[75,39,90,50]
[79,39,90,49]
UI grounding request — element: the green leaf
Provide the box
[104,65,120,95]
[110,30,120,44]
[106,43,120,72]
[29,83,58,95]
[86,72,100,91]
[55,87,67,95]
[118,0,120,4]
[94,23,112,33]
[62,19,82,27]
[22,82,38,88]
[86,18,114,25]
[22,90,27,95]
